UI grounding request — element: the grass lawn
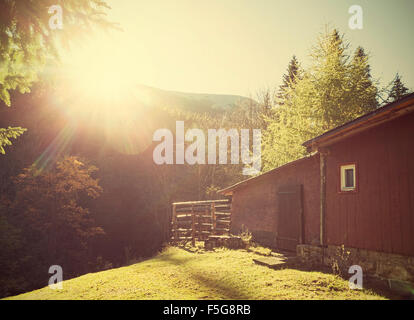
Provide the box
[5,245,389,300]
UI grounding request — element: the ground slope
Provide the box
[6,247,386,300]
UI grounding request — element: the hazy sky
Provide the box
[67,0,414,97]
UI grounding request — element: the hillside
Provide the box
[6,246,387,300]
[134,84,255,113]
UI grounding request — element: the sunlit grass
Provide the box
[6,246,387,300]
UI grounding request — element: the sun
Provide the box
[61,36,136,103]
[71,62,126,101]
[53,34,158,155]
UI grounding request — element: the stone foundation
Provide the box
[204,235,246,250]
[297,244,414,284]
[296,244,324,266]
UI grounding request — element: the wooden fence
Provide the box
[171,199,232,245]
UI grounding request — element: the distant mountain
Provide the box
[134,84,254,113]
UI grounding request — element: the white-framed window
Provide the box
[340,164,356,191]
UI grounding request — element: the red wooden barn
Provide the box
[220,93,414,282]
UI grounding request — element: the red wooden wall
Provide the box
[231,155,320,247]
[325,111,414,256]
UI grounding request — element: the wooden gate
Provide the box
[171,199,231,245]
[276,185,303,251]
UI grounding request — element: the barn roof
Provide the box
[303,92,414,152]
[218,154,317,195]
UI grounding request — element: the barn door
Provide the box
[276,184,303,251]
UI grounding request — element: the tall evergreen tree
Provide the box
[349,47,378,112]
[387,73,410,103]
[277,55,302,105]
[262,29,378,171]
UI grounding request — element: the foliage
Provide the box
[0,0,114,153]
[239,225,253,247]
[0,0,113,106]
[331,245,351,277]
[153,98,266,202]
[386,73,411,103]
[0,126,26,154]
[5,247,386,300]
[276,55,303,105]
[262,29,378,171]
[0,156,103,297]
[0,207,26,297]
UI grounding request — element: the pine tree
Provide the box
[262,29,379,171]
[349,47,378,113]
[277,55,303,105]
[0,127,27,154]
[387,73,410,103]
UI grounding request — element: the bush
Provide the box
[331,245,351,277]
[239,225,253,248]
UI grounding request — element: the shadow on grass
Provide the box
[258,257,409,300]
[157,252,195,266]
[158,251,251,299]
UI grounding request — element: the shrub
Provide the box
[331,244,351,277]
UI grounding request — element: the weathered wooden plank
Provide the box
[172,204,177,242]
[176,207,211,213]
[208,235,233,239]
[172,228,192,232]
[171,236,193,240]
[173,200,230,206]
[214,205,231,209]
[191,205,195,246]
[176,214,192,218]
[216,220,231,224]
[198,215,212,218]
[171,220,192,225]
[211,203,216,235]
